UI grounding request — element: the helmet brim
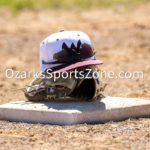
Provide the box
[50,60,103,73]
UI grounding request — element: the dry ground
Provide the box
[0,3,150,150]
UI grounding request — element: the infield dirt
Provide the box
[0,3,150,150]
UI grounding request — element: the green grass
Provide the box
[0,0,149,12]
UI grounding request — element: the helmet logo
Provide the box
[70,40,81,55]
[53,40,95,63]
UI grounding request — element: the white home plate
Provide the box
[0,97,150,125]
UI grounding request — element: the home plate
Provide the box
[0,96,150,125]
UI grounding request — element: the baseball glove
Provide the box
[24,65,105,101]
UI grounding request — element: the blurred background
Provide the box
[0,0,149,11]
[0,1,150,149]
[0,0,150,104]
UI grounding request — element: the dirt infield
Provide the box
[0,3,150,150]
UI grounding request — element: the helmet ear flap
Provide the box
[70,78,96,100]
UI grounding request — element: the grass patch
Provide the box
[0,0,149,12]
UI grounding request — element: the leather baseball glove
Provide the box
[24,65,104,101]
